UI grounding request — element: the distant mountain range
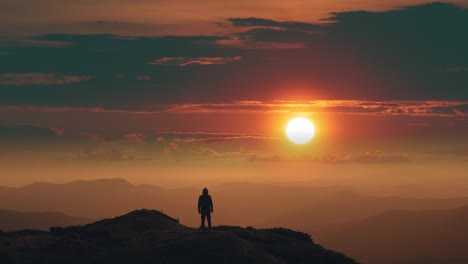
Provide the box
[2,178,468,230]
[2,178,468,263]
[0,209,92,232]
[317,206,468,264]
[0,210,357,264]
[257,189,468,233]
[0,178,165,219]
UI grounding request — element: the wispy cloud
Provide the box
[125,132,276,144]
[157,100,468,117]
[248,151,409,164]
[122,133,145,144]
[149,56,240,66]
[0,73,91,85]
[1,100,467,117]
[188,145,244,158]
[317,151,409,163]
[170,134,276,144]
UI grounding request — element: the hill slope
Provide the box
[0,209,92,231]
[0,209,357,264]
[317,206,468,264]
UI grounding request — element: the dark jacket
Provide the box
[198,195,213,214]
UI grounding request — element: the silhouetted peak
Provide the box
[71,178,132,186]
[20,178,133,190]
[82,209,181,238]
[112,209,179,223]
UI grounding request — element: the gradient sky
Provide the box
[0,1,467,187]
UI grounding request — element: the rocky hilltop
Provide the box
[0,209,357,264]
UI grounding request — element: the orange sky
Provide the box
[0,1,467,188]
[1,0,467,36]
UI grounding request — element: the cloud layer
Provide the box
[0,125,419,164]
[1,100,466,117]
[0,3,467,112]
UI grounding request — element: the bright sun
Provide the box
[286,117,316,144]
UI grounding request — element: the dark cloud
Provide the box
[236,27,320,44]
[0,3,467,111]
[0,126,97,144]
[429,104,468,115]
[0,34,228,73]
[0,125,98,156]
[0,34,235,108]
[228,18,323,31]
[228,3,468,100]
[0,125,58,139]
[0,73,91,85]
[228,17,325,44]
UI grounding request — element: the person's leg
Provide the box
[201,213,206,229]
[207,212,212,230]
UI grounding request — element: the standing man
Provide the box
[198,187,214,231]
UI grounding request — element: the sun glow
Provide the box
[286,117,315,144]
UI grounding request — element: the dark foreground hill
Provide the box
[0,209,92,231]
[0,210,357,264]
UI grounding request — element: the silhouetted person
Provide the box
[198,187,213,231]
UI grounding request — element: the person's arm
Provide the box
[197,196,201,213]
[209,196,214,213]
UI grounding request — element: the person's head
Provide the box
[202,188,208,195]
